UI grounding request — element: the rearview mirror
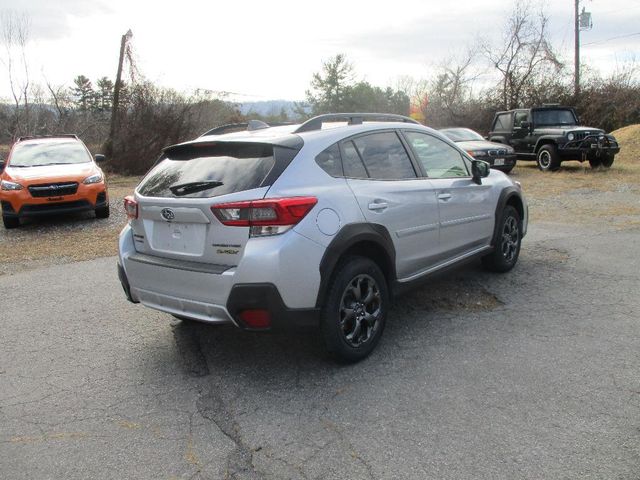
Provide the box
[94,154,106,163]
[471,160,490,185]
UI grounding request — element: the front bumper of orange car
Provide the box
[0,181,108,218]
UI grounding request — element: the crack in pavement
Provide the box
[196,388,263,480]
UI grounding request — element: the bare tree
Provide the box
[0,10,30,139]
[483,2,562,109]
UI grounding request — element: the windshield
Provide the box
[440,128,485,142]
[533,109,577,127]
[9,141,91,167]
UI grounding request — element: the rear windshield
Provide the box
[137,142,276,198]
[10,141,91,167]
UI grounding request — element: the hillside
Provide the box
[610,124,640,166]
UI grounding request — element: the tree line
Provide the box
[1,3,638,174]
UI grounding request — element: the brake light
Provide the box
[124,195,138,220]
[211,196,317,237]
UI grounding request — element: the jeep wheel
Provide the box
[537,145,560,172]
[601,153,615,168]
[482,205,522,273]
[589,157,602,169]
[321,256,388,363]
[2,215,19,229]
[95,204,110,219]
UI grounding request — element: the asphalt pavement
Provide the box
[1,222,639,479]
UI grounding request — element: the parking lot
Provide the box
[1,160,639,479]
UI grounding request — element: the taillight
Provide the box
[124,195,138,220]
[211,196,317,237]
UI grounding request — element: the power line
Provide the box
[583,31,640,46]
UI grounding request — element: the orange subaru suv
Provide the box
[0,135,109,229]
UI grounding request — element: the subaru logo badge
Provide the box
[161,208,175,221]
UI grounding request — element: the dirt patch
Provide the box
[396,277,503,313]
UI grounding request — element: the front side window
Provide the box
[351,131,416,180]
[493,113,512,131]
[514,111,529,126]
[9,141,91,167]
[404,131,469,179]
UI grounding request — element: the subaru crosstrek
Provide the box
[0,135,109,229]
[118,114,528,362]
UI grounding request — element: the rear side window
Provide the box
[352,132,416,180]
[138,143,276,198]
[315,143,343,177]
[342,141,368,178]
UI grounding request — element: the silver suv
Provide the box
[118,113,528,362]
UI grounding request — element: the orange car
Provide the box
[0,135,109,229]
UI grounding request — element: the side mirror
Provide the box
[520,121,531,130]
[0,160,5,173]
[94,154,106,163]
[471,160,490,185]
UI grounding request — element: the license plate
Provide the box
[494,158,505,166]
[152,221,206,255]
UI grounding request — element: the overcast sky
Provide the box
[1,0,638,102]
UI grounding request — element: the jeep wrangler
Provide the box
[488,106,620,171]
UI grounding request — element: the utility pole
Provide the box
[105,29,132,157]
[574,0,580,97]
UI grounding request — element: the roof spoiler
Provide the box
[293,113,419,133]
[199,120,270,137]
[17,134,79,142]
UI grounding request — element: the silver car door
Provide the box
[341,131,440,279]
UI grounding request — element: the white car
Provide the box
[118,113,528,362]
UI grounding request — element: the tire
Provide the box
[500,166,515,174]
[537,145,561,171]
[601,153,615,168]
[482,205,522,273]
[589,157,602,169]
[320,256,388,363]
[2,215,19,229]
[95,204,110,219]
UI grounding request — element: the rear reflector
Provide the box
[239,309,271,329]
[124,195,138,219]
[211,196,317,236]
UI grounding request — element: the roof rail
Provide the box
[200,120,270,137]
[293,113,420,133]
[17,134,79,142]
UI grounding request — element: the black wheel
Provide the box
[601,153,615,168]
[320,256,388,363]
[2,215,19,229]
[95,205,110,219]
[537,145,561,171]
[589,157,602,169]
[482,205,522,273]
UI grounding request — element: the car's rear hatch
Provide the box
[130,140,300,267]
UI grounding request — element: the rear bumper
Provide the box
[117,224,324,330]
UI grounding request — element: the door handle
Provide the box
[437,193,452,201]
[368,201,388,211]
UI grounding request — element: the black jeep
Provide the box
[488,106,620,171]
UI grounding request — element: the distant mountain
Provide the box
[238,100,309,119]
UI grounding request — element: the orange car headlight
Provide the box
[1,179,23,191]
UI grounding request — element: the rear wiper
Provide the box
[169,180,224,196]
